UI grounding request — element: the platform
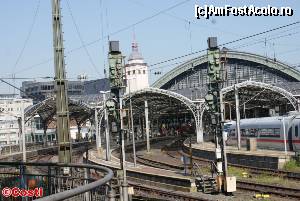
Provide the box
[88,149,193,191]
[184,141,294,169]
[88,148,255,201]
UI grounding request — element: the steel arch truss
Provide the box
[123,87,197,114]
[123,87,207,142]
[221,81,299,110]
[25,97,95,124]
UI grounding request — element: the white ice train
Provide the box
[224,114,300,151]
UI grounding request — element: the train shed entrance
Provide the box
[221,81,299,120]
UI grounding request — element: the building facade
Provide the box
[0,98,33,145]
[21,78,109,102]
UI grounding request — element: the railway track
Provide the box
[178,150,300,181]
[237,180,300,199]
[129,181,209,201]
[127,138,300,199]
[139,150,300,199]
[135,154,184,172]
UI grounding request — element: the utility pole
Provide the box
[21,101,26,162]
[129,82,137,167]
[52,0,71,164]
[235,85,241,150]
[145,100,150,153]
[107,41,128,201]
[95,106,102,155]
[101,91,111,161]
[205,37,233,193]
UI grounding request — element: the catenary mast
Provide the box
[52,0,72,163]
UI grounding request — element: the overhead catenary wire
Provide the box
[66,0,101,76]
[99,0,107,78]
[12,0,41,73]
[148,21,300,67]
[0,78,44,100]
[14,0,191,75]
[11,5,300,80]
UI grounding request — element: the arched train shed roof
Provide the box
[152,50,300,89]
[25,97,94,123]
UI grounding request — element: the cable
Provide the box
[148,21,300,67]
[12,0,41,73]
[14,0,191,75]
[0,76,52,80]
[0,78,43,100]
[66,0,101,76]
[231,31,300,50]
[99,0,107,78]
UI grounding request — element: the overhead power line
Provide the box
[0,76,52,80]
[0,78,44,100]
[12,0,41,73]
[14,0,191,75]
[66,0,101,76]
[148,21,300,67]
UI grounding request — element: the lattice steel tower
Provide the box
[52,0,71,163]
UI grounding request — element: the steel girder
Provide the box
[152,50,300,89]
[25,97,94,124]
[123,87,198,116]
[221,81,299,110]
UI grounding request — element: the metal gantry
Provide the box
[52,0,71,163]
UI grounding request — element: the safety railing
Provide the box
[0,161,113,201]
[0,142,46,155]
[0,141,94,160]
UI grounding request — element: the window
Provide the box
[138,70,141,74]
[295,125,299,137]
[133,70,135,74]
[128,71,130,75]
[143,70,146,74]
[259,128,280,138]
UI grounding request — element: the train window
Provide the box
[259,128,280,138]
[296,125,299,137]
[274,128,281,137]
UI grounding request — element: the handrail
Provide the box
[0,162,114,201]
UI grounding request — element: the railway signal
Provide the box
[108,41,129,201]
[205,37,236,194]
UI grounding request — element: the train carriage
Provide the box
[225,115,300,151]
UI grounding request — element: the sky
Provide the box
[0,0,299,94]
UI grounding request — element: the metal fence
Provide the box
[0,161,113,201]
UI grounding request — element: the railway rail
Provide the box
[126,137,300,199]
[237,180,300,199]
[129,181,208,201]
[179,150,300,181]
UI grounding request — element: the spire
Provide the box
[128,32,143,61]
[132,31,138,52]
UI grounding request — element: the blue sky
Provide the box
[0,0,299,94]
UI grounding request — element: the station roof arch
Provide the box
[152,50,300,90]
[123,87,198,118]
[221,81,299,113]
[25,97,94,123]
